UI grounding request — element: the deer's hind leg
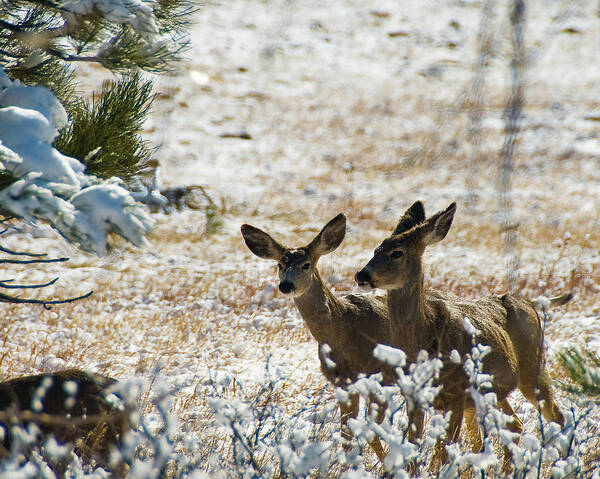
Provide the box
[520,370,565,426]
[407,407,425,443]
[497,398,524,474]
[523,370,565,426]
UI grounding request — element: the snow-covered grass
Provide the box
[1,0,600,476]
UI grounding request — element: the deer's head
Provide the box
[241,214,346,297]
[355,201,456,290]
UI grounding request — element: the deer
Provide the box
[0,368,133,476]
[241,214,400,461]
[355,200,570,472]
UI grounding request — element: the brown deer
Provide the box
[0,369,133,476]
[241,214,398,461]
[355,201,569,471]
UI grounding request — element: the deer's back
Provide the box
[426,292,524,400]
[0,369,129,470]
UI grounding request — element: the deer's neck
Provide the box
[293,271,340,343]
[387,273,433,361]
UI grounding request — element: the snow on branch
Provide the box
[2,0,192,73]
[0,67,153,255]
[60,0,160,37]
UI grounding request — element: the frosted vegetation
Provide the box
[2,340,598,477]
[1,0,600,477]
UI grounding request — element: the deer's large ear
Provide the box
[393,200,426,235]
[241,224,285,260]
[419,202,456,246]
[309,213,346,256]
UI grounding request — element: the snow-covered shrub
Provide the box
[205,362,340,478]
[196,339,600,478]
[2,352,598,478]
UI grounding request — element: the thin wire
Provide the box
[466,0,496,205]
[499,0,525,293]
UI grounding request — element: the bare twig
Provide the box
[0,277,59,289]
[0,408,127,429]
[0,289,93,307]
[466,0,496,201]
[0,244,48,257]
[0,256,68,264]
[0,243,92,306]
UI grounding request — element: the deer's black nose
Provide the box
[355,270,371,285]
[279,281,294,294]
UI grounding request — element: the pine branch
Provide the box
[0,171,19,191]
[155,0,199,36]
[96,28,189,73]
[1,0,192,75]
[55,71,156,184]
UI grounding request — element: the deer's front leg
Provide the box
[403,407,425,476]
[367,393,387,461]
[407,407,425,443]
[430,400,464,472]
[464,407,483,452]
[339,392,359,451]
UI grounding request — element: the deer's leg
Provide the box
[518,347,565,427]
[367,393,387,462]
[464,407,482,452]
[535,371,565,426]
[429,400,464,473]
[397,407,425,476]
[407,407,425,443]
[340,392,360,451]
[497,398,523,474]
[520,370,565,426]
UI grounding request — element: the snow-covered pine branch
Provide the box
[0,67,153,255]
[1,0,193,74]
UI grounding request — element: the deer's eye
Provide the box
[302,263,310,270]
[277,263,283,270]
[391,250,403,259]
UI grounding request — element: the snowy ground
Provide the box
[1,0,599,474]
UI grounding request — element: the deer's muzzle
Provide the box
[279,281,294,294]
[355,270,374,289]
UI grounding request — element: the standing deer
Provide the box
[355,201,569,471]
[241,214,397,461]
[0,369,133,476]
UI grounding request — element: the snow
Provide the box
[449,350,461,364]
[462,317,480,337]
[0,84,68,131]
[71,182,153,254]
[61,0,159,36]
[0,107,81,187]
[373,344,406,368]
